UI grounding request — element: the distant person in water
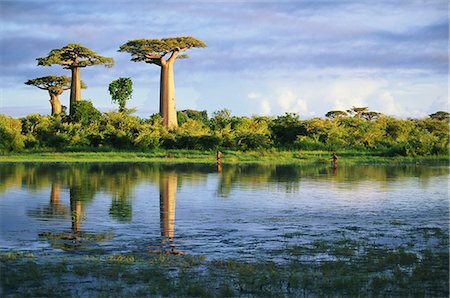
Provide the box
[217,149,222,172]
[217,149,222,164]
[332,152,338,175]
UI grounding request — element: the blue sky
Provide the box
[0,0,448,119]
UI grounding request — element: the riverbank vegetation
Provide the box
[0,149,448,164]
[1,106,449,158]
[1,231,448,297]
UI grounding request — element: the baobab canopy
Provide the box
[25,76,86,93]
[37,44,114,68]
[118,37,206,64]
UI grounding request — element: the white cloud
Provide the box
[277,89,309,115]
[428,96,449,113]
[247,91,261,99]
[259,99,271,115]
[376,91,401,115]
[327,78,386,110]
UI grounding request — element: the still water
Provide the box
[0,163,448,261]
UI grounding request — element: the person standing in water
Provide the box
[217,149,222,172]
[217,149,222,164]
[332,152,338,175]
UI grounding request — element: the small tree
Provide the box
[108,77,133,112]
[119,37,206,129]
[361,111,382,121]
[25,76,86,114]
[347,106,369,118]
[325,110,348,119]
[70,100,102,126]
[37,44,114,114]
[270,113,305,146]
[429,111,450,121]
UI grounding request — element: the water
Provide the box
[0,163,448,261]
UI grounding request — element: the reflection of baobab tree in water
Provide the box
[37,180,113,250]
[148,170,184,255]
[27,183,69,220]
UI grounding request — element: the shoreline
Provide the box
[0,150,448,165]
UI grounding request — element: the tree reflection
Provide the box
[8,161,447,252]
[148,170,185,255]
[3,162,449,199]
[36,173,113,251]
[160,171,177,239]
[28,182,69,219]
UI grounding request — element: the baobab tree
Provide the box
[346,106,369,118]
[25,75,86,114]
[119,37,206,129]
[325,110,348,119]
[36,44,114,114]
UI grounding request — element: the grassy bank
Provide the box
[1,235,448,297]
[0,149,448,165]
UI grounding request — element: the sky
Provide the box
[0,0,448,119]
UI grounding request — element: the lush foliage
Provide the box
[108,78,133,112]
[0,114,25,151]
[37,44,114,68]
[25,76,71,95]
[119,37,207,64]
[1,108,448,156]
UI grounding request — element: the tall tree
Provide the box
[429,111,450,121]
[361,111,382,121]
[347,106,369,118]
[108,77,133,112]
[119,37,206,129]
[36,44,114,114]
[25,75,86,114]
[325,110,348,119]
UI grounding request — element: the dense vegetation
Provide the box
[0,104,448,156]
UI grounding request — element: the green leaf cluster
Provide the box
[0,114,25,152]
[25,76,86,95]
[108,78,133,112]
[119,37,206,63]
[37,44,114,68]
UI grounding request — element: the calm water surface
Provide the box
[0,163,448,261]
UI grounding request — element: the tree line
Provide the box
[1,105,448,156]
[5,37,449,156]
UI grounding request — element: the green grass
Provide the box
[1,245,448,297]
[1,149,448,164]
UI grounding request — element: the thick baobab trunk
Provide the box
[70,67,81,114]
[49,93,62,115]
[160,60,178,130]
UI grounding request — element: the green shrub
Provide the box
[175,135,220,150]
[134,124,162,149]
[100,112,143,149]
[20,114,69,149]
[294,136,326,150]
[0,114,25,151]
[235,133,272,150]
[270,113,305,146]
[71,100,101,126]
